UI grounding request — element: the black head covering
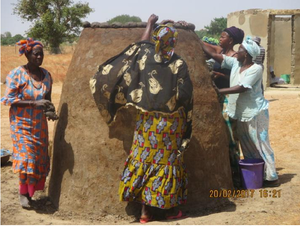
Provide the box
[224,26,244,44]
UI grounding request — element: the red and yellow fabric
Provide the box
[1,66,52,196]
[119,108,188,209]
[152,24,178,63]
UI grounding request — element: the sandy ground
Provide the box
[1,83,300,225]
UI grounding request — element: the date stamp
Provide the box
[209,189,255,198]
[209,189,281,198]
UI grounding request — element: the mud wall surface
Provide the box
[49,25,233,217]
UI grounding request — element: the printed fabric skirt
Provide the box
[119,109,188,209]
[237,109,278,181]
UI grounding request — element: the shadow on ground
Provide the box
[125,199,236,223]
[1,161,12,167]
[268,98,279,102]
[274,167,296,186]
[28,196,57,214]
[277,173,296,185]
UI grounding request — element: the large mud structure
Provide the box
[49,22,233,217]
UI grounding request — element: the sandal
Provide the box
[166,210,187,220]
[140,215,153,224]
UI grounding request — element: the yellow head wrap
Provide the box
[152,24,178,63]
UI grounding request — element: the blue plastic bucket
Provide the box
[239,159,265,189]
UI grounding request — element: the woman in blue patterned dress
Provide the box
[1,38,58,208]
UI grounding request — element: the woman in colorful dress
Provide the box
[90,14,193,223]
[203,27,244,187]
[202,37,279,187]
[1,38,58,208]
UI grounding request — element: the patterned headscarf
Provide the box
[152,23,178,63]
[242,36,261,60]
[16,38,43,56]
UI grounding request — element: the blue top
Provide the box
[221,55,269,122]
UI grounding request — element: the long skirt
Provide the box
[19,174,46,197]
[119,109,188,209]
[237,109,278,181]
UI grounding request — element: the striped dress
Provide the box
[1,66,52,195]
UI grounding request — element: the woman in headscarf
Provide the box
[202,36,279,187]
[203,26,244,87]
[1,38,58,208]
[90,14,193,223]
[203,26,244,186]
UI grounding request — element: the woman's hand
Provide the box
[148,14,159,25]
[43,102,59,121]
[45,111,59,121]
[212,71,225,80]
[141,14,159,41]
[177,20,188,26]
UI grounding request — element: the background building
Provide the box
[227,9,300,87]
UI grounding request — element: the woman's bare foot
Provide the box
[166,208,187,220]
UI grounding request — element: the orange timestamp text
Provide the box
[209,189,282,198]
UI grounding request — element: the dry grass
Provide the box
[1,45,75,83]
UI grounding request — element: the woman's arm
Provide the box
[202,41,222,54]
[141,14,159,41]
[212,71,230,81]
[201,40,224,64]
[10,99,53,110]
[218,85,248,95]
[45,87,52,102]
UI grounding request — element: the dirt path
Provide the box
[1,84,300,225]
